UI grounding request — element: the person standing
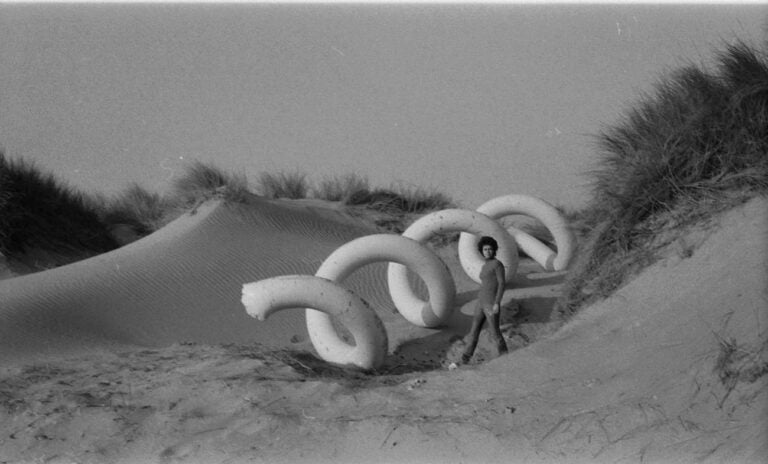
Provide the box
[461,235,508,364]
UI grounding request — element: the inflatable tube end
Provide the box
[545,253,556,272]
[241,284,268,320]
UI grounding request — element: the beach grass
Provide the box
[170,160,250,206]
[0,153,118,261]
[257,170,310,199]
[347,183,455,214]
[556,40,768,317]
[314,173,371,203]
[100,183,176,236]
[0,155,458,265]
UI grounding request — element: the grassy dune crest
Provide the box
[557,41,768,317]
[101,183,175,236]
[135,163,455,235]
[0,153,118,262]
[314,173,371,203]
[257,170,310,199]
[0,157,456,270]
[171,160,251,206]
[258,170,455,214]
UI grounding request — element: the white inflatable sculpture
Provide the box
[242,275,388,370]
[458,194,575,272]
[389,208,518,287]
[242,194,573,369]
[307,234,455,363]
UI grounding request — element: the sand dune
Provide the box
[0,195,398,365]
[453,196,768,462]
[0,192,560,369]
[1,196,765,463]
[162,196,763,463]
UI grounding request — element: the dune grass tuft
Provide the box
[347,184,455,215]
[171,160,250,206]
[557,40,768,318]
[101,183,176,235]
[314,173,371,203]
[253,169,454,214]
[713,334,768,407]
[257,170,310,199]
[312,173,454,215]
[0,153,118,260]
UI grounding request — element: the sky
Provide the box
[1,3,766,209]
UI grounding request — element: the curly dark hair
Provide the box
[477,235,499,253]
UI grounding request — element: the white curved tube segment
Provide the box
[242,275,387,370]
[390,208,518,285]
[459,194,575,271]
[309,235,455,364]
[506,226,559,271]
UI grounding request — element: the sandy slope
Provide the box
[0,195,384,365]
[0,193,561,369]
[1,196,766,464]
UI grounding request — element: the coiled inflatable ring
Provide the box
[458,194,575,271]
[389,208,518,287]
[242,275,387,370]
[308,234,455,362]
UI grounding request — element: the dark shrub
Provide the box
[0,153,118,259]
[558,40,768,317]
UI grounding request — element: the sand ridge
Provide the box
[0,193,550,369]
[0,195,390,365]
[0,196,766,463]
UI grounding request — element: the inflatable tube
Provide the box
[390,208,518,285]
[308,235,455,365]
[458,194,575,271]
[242,275,387,370]
[506,226,559,272]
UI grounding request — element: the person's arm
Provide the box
[492,260,505,313]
